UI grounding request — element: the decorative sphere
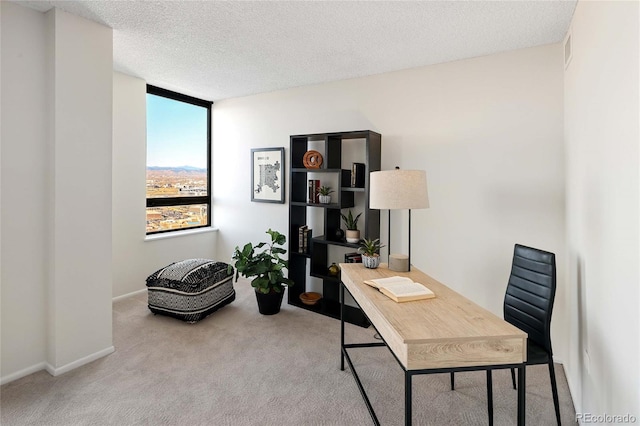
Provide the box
[328,263,341,276]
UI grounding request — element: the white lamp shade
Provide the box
[369,169,429,210]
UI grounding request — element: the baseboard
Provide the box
[45,346,115,377]
[0,362,47,385]
[112,288,146,302]
[553,355,564,364]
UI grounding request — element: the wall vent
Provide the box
[564,32,572,69]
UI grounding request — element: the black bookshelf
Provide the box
[287,130,381,328]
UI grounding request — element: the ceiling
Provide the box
[16,0,577,102]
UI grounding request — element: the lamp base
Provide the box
[388,254,409,272]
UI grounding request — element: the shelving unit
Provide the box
[287,130,381,327]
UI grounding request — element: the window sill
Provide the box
[145,227,218,242]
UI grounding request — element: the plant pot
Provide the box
[255,289,285,315]
[345,229,360,243]
[318,195,331,204]
[362,254,381,269]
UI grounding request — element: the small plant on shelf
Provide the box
[358,238,385,269]
[340,209,362,230]
[318,185,334,204]
[318,185,334,196]
[341,209,362,243]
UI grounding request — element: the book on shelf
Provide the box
[363,276,435,303]
[351,163,365,188]
[303,228,312,253]
[298,225,307,253]
[298,226,312,254]
[308,179,320,203]
[344,252,362,263]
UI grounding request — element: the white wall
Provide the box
[1,3,115,383]
[213,44,567,358]
[1,1,48,380]
[112,72,148,296]
[47,7,114,372]
[112,71,219,298]
[564,0,639,418]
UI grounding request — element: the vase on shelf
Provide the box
[345,229,360,243]
[318,195,331,204]
[328,262,340,276]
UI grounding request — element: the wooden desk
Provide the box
[339,263,527,425]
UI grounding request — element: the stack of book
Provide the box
[298,225,312,254]
[308,179,320,203]
[344,252,362,263]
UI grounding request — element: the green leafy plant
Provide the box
[229,229,294,294]
[340,209,362,230]
[358,238,385,257]
[318,185,334,196]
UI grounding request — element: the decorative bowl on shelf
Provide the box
[299,292,322,306]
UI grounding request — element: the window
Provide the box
[146,85,212,234]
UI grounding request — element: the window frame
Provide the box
[146,85,213,235]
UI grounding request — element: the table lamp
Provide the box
[369,168,429,272]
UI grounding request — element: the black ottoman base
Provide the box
[149,289,236,323]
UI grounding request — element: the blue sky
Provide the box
[146,94,208,168]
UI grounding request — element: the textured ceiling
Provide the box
[16,0,576,101]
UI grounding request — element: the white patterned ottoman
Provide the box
[146,259,235,322]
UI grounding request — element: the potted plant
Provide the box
[341,209,362,243]
[318,185,334,204]
[358,238,385,269]
[229,229,294,315]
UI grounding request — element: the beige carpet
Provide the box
[1,280,576,425]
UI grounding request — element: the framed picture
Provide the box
[251,147,285,203]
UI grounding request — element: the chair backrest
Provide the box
[503,244,556,353]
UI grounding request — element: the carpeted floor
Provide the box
[1,280,576,425]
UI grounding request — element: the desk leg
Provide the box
[405,371,412,426]
[517,365,526,425]
[487,370,494,426]
[340,282,345,371]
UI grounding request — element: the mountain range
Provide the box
[147,165,206,173]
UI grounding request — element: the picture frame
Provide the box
[251,147,285,203]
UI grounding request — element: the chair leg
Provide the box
[510,367,517,389]
[450,372,455,390]
[548,361,562,425]
[486,370,494,426]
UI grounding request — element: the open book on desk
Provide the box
[363,276,435,303]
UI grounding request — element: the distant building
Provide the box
[146,210,163,221]
[178,185,207,196]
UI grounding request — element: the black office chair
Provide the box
[450,244,561,425]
